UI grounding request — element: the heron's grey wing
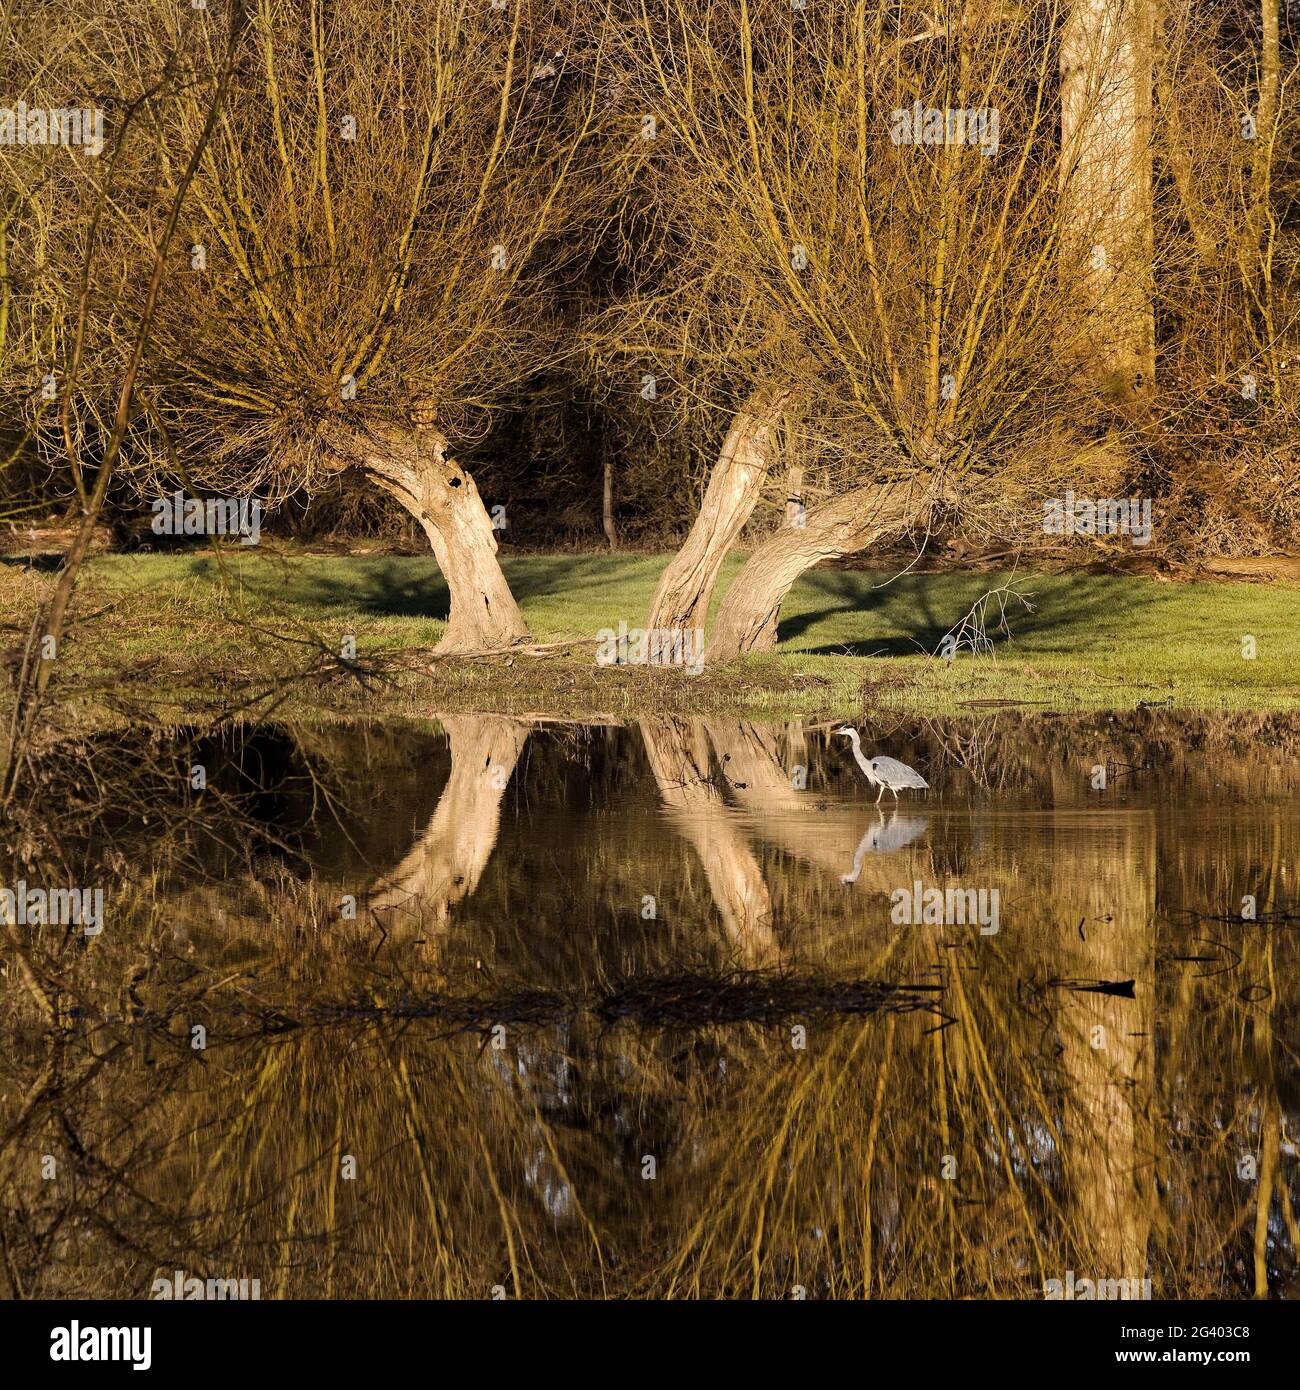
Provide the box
[869,755,929,789]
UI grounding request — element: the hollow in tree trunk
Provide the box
[707,476,933,663]
[645,386,794,633]
[337,422,531,653]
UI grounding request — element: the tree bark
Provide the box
[337,422,531,652]
[601,450,618,549]
[645,386,794,633]
[1059,0,1156,398]
[1247,1,1281,244]
[707,475,933,663]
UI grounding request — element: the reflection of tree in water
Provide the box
[368,715,529,946]
[1050,811,1156,1288]
[1,711,1297,1298]
[640,717,776,965]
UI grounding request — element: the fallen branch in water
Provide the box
[203,969,951,1039]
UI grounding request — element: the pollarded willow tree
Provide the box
[617,0,1152,659]
[23,0,613,652]
[1,0,256,779]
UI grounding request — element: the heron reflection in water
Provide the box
[840,809,930,885]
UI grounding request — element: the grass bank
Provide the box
[3,550,1297,721]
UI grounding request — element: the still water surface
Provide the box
[4,712,1297,1298]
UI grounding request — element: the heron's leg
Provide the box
[892,786,900,802]
[875,783,885,804]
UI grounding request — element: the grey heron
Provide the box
[836,727,929,803]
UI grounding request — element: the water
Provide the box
[2,712,1298,1299]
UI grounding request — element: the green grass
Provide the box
[31,549,1300,717]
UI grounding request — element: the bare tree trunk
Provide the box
[601,449,618,549]
[338,422,531,653]
[1155,62,1218,275]
[645,386,794,633]
[1246,0,1280,257]
[1242,0,1281,386]
[707,476,932,663]
[1059,0,1156,398]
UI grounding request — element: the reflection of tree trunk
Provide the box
[1059,0,1156,397]
[708,477,932,661]
[329,422,530,652]
[368,715,528,941]
[639,717,776,963]
[1051,813,1156,1285]
[783,721,808,776]
[706,721,804,814]
[646,388,793,634]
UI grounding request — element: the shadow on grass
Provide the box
[0,553,65,573]
[501,554,664,603]
[235,556,452,618]
[161,553,1166,659]
[776,570,1163,657]
[247,553,661,620]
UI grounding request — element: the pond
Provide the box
[2,711,1297,1299]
